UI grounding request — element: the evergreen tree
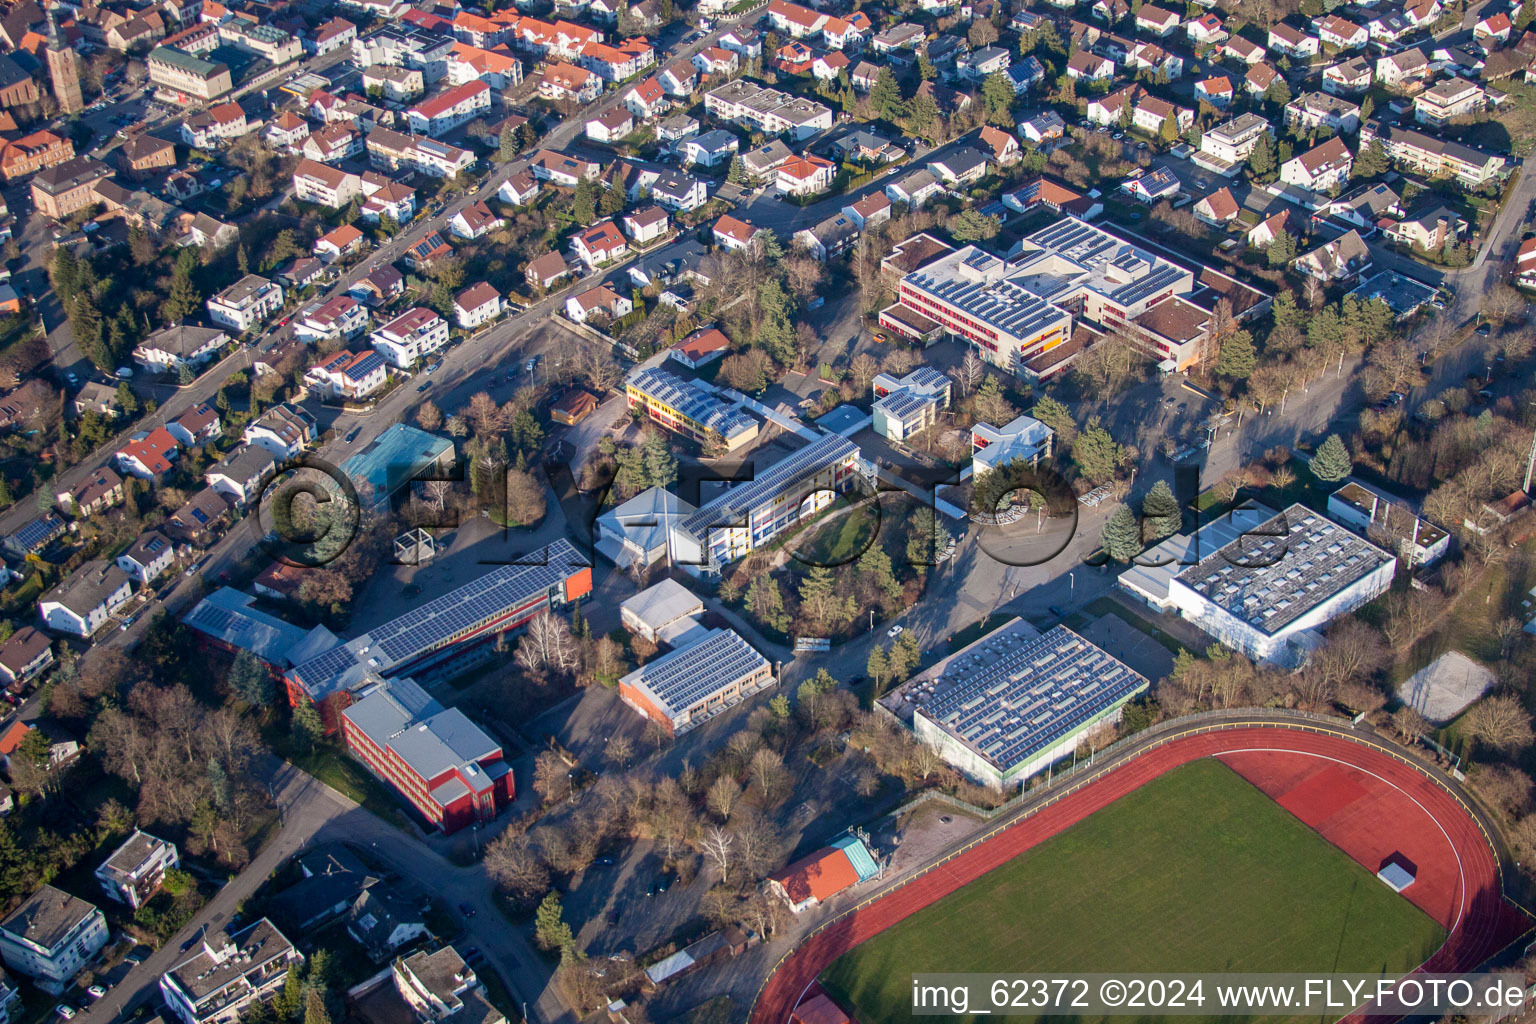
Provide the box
[1354,139,1390,178]
[1309,433,1352,482]
[534,892,575,953]
[981,71,1015,127]
[303,990,331,1024]
[1214,329,1256,379]
[498,123,521,162]
[1072,420,1125,484]
[1160,109,1178,143]
[572,180,597,224]
[1141,480,1181,541]
[866,644,889,692]
[1118,98,1133,130]
[1266,230,1296,268]
[1265,77,1291,106]
[237,243,249,276]
[1101,504,1142,562]
[745,575,788,632]
[178,362,195,386]
[869,67,904,121]
[727,155,749,185]
[1247,130,1275,177]
[1031,395,1076,445]
[906,90,943,145]
[755,279,796,364]
[598,185,625,218]
[290,698,323,752]
[163,265,202,325]
[1271,289,1304,332]
[228,649,275,707]
[917,52,937,80]
[641,430,677,488]
[72,294,111,372]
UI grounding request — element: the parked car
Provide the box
[887,624,904,638]
[56,1007,76,1020]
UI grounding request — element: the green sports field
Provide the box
[820,760,1446,1023]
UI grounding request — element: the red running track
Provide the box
[750,726,1533,1024]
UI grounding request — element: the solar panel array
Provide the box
[629,367,757,440]
[290,538,585,694]
[623,628,770,717]
[912,623,1148,772]
[1175,503,1392,633]
[908,267,1067,342]
[876,389,932,421]
[677,433,857,540]
[1023,217,1188,307]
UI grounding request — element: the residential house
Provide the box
[586,107,634,142]
[650,168,708,211]
[205,444,279,507]
[1322,55,1373,94]
[453,282,504,329]
[623,205,670,245]
[1066,50,1115,82]
[206,275,283,332]
[1186,13,1227,44]
[525,252,573,290]
[345,888,427,962]
[1476,12,1513,47]
[293,160,362,209]
[167,488,233,544]
[302,124,364,164]
[159,920,302,1024]
[1386,204,1467,250]
[350,266,407,307]
[1376,48,1431,88]
[1121,166,1180,203]
[1136,4,1180,35]
[657,59,698,97]
[314,224,366,262]
[304,349,389,401]
[0,887,109,994]
[670,326,731,368]
[680,129,739,168]
[265,111,310,152]
[498,170,540,206]
[1268,23,1319,58]
[0,628,53,690]
[1360,119,1506,186]
[58,467,125,518]
[977,126,1020,166]
[1414,77,1485,125]
[884,167,944,207]
[538,62,602,102]
[1224,36,1265,63]
[133,324,228,373]
[1280,136,1353,191]
[777,154,836,196]
[623,77,669,121]
[1246,62,1280,95]
[571,220,629,268]
[713,214,770,252]
[528,149,601,186]
[565,284,632,323]
[39,561,134,636]
[244,404,316,459]
[180,101,249,149]
[1019,110,1067,144]
[927,147,990,185]
[449,201,505,240]
[296,295,369,344]
[1324,182,1401,228]
[370,307,449,368]
[1194,186,1239,226]
[1286,91,1361,133]
[792,212,858,261]
[116,427,181,480]
[1315,14,1368,49]
[1294,228,1372,280]
[1195,76,1234,107]
[168,403,222,447]
[98,513,166,585]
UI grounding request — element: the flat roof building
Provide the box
[340,677,513,833]
[1167,502,1395,665]
[1327,481,1448,567]
[972,412,1053,475]
[0,886,109,995]
[871,366,951,442]
[159,920,301,1024]
[95,831,179,911]
[625,365,759,452]
[619,577,705,643]
[618,627,773,735]
[885,619,1149,789]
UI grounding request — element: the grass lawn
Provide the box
[820,760,1445,1024]
[788,504,878,567]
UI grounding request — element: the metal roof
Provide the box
[618,627,768,718]
[627,366,757,440]
[677,433,857,541]
[912,621,1148,773]
[1173,503,1392,633]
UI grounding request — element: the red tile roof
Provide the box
[771,847,859,904]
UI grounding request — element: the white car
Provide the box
[887,624,904,638]
[57,1007,76,1020]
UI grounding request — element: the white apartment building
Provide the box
[0,887,109,995]
[453,282,504,328]
[1413,77,1484,126]
[206,275,284,333]
[38,561,134,637]
[366,127,476,179]
[293,159,363,208]
[159,921,302,1024]
[405,79,492,136]
[95,831,179,911]
[296,295,369,343]
[370,307,449,368]
[703,80,832,140]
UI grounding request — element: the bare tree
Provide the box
[1471,763,1533,818]
[517,612,580,675]
[699,825,734,884]
[1390,705,1428,743]
[958,350,984,396]
[484,829,551,901]
[532,751,572,804]
[848,353,880,394]
[909,743,945,781]
[1464,694,1535,754]
[706,775,741,820]
[1483,284,1526,327]
[748,747,788,806]
[416,401,443,432]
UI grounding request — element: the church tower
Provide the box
[45,13,83,116]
